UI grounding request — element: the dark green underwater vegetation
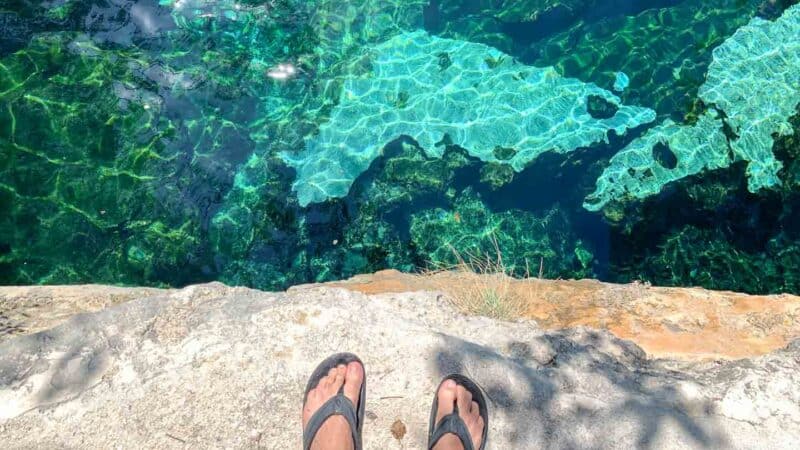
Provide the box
[1,0,800,294]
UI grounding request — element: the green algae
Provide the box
[2,0,800,298]
[211,139,483,289]
[0,33,203,286]
[618,225,800,295]
[410,192,594,279]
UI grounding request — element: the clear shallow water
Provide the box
[1,0,799,293]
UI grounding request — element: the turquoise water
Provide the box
[1,0,800,293]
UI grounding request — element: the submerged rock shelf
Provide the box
[587,4,800,210]
[286,30,655,206]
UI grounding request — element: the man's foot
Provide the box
[432,379,485,450]
[302,361,364,450]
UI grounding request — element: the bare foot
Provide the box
[432,379,485,450]
[302,361,364,450]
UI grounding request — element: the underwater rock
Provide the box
[163,0,426,76]
[0,25,265,287]
[409,191,594,279]
[480,163,516,189]
[594,107,800,294]
[585,111,731,209]
[285,30,655,206]
[613,71,629,92]
[309,0,427,69]
[199,0,431,258]
[586,4,800,211]
[619,225,800,294]
[5,0,800,298]
[347,140,478,209]
[210,140,478,290]
[432,0,763,118]
[586,94,619,119]
[574,241,594,268]
[698,5,800,192]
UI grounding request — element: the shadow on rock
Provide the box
[0,313,115,418]
[432,328,726,449]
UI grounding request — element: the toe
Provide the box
[305,371,326,400]
[320,368,335,389]
[470,401,480,416]
[343,361,364,406]
[455,385,472,414]
[435,379,457,423]
[303,362,359,450]
[473,418,485,449]
[336,364,347,379]
[331,365,345,392]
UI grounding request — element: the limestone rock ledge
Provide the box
[0,282,799,449]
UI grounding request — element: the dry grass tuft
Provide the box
[423,235,536,320]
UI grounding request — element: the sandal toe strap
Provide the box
[428,412,474,450]
[303,393,360,450]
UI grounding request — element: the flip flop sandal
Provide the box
[427,374,489,450]
[302,353,366,450]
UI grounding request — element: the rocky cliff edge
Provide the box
[0,275,799,449]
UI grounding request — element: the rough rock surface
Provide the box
[0,285,165,339]
[1,283,799,449]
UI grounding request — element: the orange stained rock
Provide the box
[326,270,800,361]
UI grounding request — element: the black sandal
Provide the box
[427,374,489,450]
[302,353,366,450]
